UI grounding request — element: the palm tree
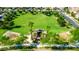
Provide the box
[28,21,34,40]
[46,25,51,34]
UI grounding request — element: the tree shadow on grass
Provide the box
[13,25,22,28]
[4,25,22,30]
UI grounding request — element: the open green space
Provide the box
[0,29,6,36]
[11,13,69,35]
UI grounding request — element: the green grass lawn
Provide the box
[11,13,69,35]
[0,29,6,36]
[0,29,6,40]
[0,12,72,46]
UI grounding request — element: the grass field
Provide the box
[11,13,69,35]
[0,29,6,36]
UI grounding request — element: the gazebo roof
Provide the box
[36,29,44,32]
[34,29,44,32]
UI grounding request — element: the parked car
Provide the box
[64,44,76,49]
[15,44,22,49]
[75,45,79,48]
[52,44,65,50]
[30,43,37,47]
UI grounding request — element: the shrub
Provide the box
[57,17,67,27]
[42,8,53,16]
[14,36,25,44]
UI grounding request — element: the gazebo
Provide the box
[32,29,47,41]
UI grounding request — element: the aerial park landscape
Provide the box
[0,7,79,51]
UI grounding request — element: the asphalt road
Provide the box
[57,8,79,28]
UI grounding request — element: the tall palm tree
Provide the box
[46,25,51,34]
[28,21,34,40]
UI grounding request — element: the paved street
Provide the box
[58,8,79,28]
